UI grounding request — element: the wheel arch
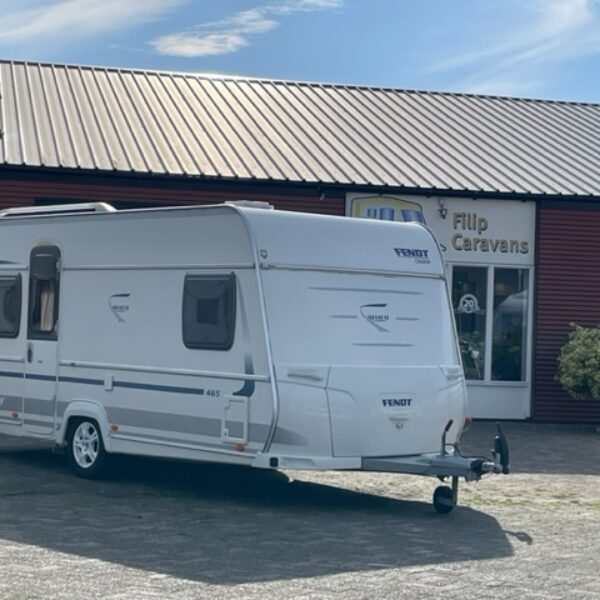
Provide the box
[58,400,112,452]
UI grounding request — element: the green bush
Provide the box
[557,323,600,400]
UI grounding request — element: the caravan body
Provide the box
[0,203,503,510]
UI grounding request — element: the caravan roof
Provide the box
[0,203,444,276]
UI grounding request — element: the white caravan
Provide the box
[0,202,508,513]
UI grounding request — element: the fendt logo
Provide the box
[382,398,413,408]
[359,303,390,332]
[394,248,431,264]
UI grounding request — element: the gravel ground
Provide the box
[0,421,598,599]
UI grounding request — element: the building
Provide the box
[1,59,599,423]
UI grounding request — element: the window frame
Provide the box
[0,274,22,339]
[28,246,61,341]
[451,265,488,381]
[181,273,237,351]
[449,262,532,386]
[491,267,530,382]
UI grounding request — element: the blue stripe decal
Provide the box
[60,375,104,386]
[0,370,205,396]
[25,373,57,382]
[113,380,204,396]
[0,370,24,379]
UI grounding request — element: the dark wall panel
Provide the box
[534,208,600,423]
[0,174,345,215]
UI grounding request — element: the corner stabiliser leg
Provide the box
[493,423,510,475]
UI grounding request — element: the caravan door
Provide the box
[24,246,61,436]
[0,273,26,428]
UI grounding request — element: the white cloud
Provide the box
[0,0,186,44]
[151,0,343,58]
[462,77,544,98]
[427,0,600,97]
[153,32,248,58]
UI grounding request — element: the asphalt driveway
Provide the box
[0,421,598,599]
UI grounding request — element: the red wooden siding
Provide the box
[0,174,345,215]
[534,208,600,423]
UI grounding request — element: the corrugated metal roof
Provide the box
[1,59,600,196]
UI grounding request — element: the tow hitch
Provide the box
[360,421,511,514]
[433,421,510,514]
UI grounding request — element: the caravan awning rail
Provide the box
[0,202,116,218]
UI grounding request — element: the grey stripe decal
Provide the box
[224,421,244,439]
[270,426,307,447]
[23,418,54,429]
[1,396,307,447]
[105,406,306,446]
[24,398,56,416]
[114,427,305,451]
[396,317,419,321]
[330,315,358,319]
[111,430,255,451]
[0,395,22,411]
[107,407,221,438]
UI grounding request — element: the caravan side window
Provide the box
[0,275,22,338]
[182,274,236,350]
[28,246,61,340]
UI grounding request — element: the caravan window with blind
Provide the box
[28,246,61,340]
[0,275,22,338]
[182,274,236,350]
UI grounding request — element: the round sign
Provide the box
[458,293,480,314]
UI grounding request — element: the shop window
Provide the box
[492,269,528,381]
[182,274,236,350]
[28,247,61,340]
[0,275,22,338]
[452,266,487,380]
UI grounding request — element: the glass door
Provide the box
[491,268,529,382]
[452,266,487,381]
[451,265,530,384]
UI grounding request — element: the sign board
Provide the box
[346,194,535,266]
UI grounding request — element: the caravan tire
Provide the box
[67,418,110,479]
[433,485,455,514]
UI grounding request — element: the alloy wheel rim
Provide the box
[72,422,99,469]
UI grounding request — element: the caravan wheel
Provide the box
[67,419,110,479]
[433,485,455,514]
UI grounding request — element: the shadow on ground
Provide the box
[0,440,512,584]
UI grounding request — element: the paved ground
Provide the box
[0,422,598,599]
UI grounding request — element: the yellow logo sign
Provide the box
[348,195,426,224]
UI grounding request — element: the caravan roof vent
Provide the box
[225,200,274,210]
[0,202,117,218]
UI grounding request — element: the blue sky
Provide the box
[0,0,599,102]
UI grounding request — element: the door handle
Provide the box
[27,343,33,363]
